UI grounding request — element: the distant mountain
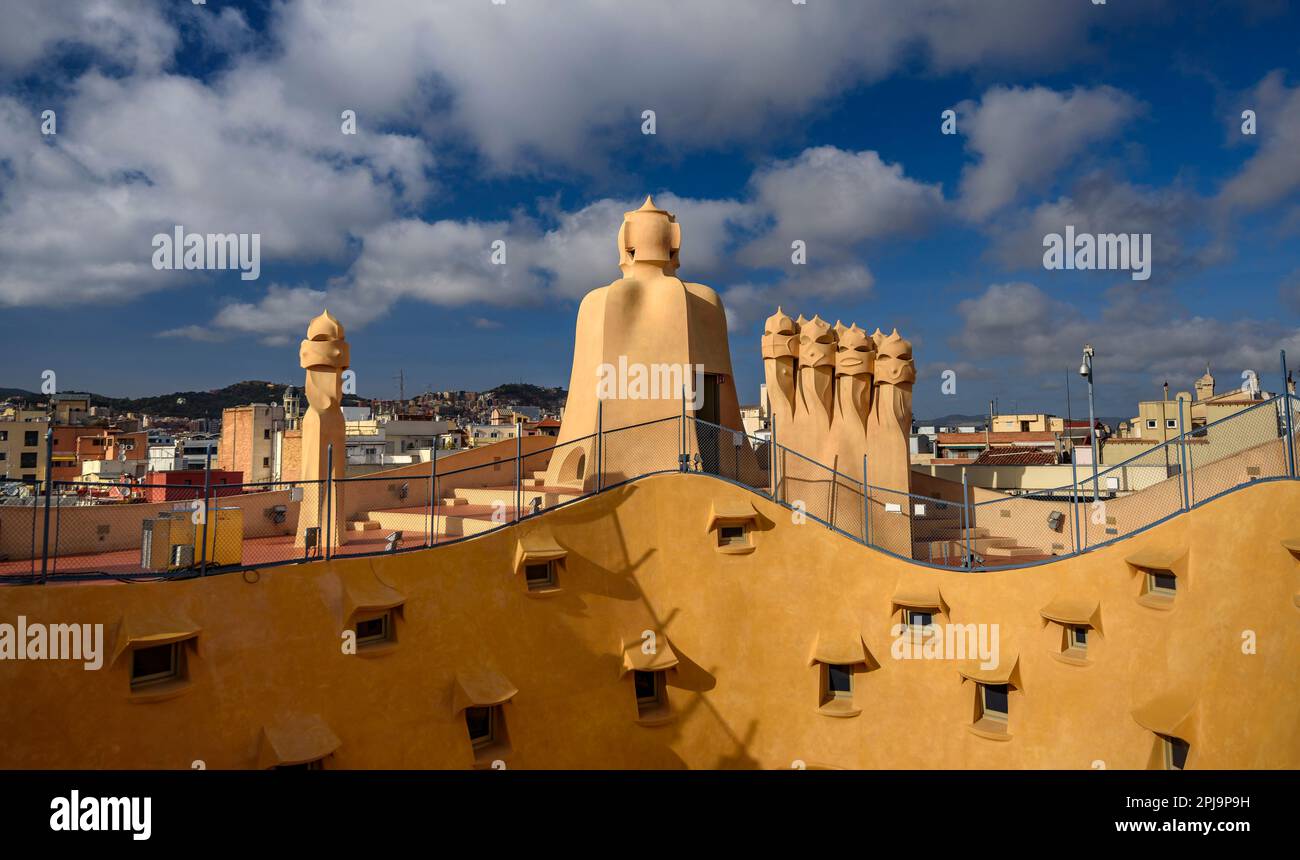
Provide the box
[1,380,364,420]
[486,383,566,409]
[916,413,989,428]
[3,379,567,420]
[0,388,40,401]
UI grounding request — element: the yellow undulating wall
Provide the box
[1,474,1297,769]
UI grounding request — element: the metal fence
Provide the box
[2,392,1296,583]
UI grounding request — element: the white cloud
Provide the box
[957,85,1140,220]
[721,264,875,333]
[738,148,945,268]
[1219,71,1300,212]
[0,68,434,308]
[985,172,1228,278]
[952,281,1300,400]
[0,0,178,77]
[256,0,1123,174]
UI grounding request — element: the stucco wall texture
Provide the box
[1,473,1296,769]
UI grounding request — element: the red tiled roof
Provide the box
[936,431,1056,444]
[971,447,1058,466]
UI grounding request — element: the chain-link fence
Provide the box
[602,417,682,489]
[686,418,770,493]
[775,445,835,526]
[0,480,41,581]
[1185,395,1293,508]
[968,484,1077,568]
[7,395,1299,582]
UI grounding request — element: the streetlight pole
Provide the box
[1080,345,1099,499]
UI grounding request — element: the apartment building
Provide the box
[217,404,286,484]
[0,408,48,483]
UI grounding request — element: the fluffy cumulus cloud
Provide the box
[198,154,919,341]
[0,0,1267,379]
[8,0,1099,313]
[720,264,876,334]
[952,281,1300,404]
[258,0,1122,174]
[0,58,433,308]
[1218,71,1300,213]
[956,85,1141,220]
[984,172,1229,279]
[0,0,178,77]
[738,147,945,268]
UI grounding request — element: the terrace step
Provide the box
[452,485,583,508]
[347,519,382,532]
[981,544,1046,558]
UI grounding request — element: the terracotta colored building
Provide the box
[141,469,244,502]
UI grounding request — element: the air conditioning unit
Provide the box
[141,514,195,572]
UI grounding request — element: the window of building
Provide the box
[263,429,271,439]
[465,706,499,750]
[1145,569,1177,600]
[130,642,184,689]
[1066,625,1088,655]
[0,430,6,441]
[717,524,749,548]
[903,608,933,629]
[262,457,270,467]
[20,452,36,468]
[977,683,1010,731]
[821,663,854,708]
[1166,419,1177,429]
[1146,419,1157,429]
[633,670,667,718]
[355,612,393,647]
[524,560,557,591]
[24,430,38,446]
[1161,735,1190,770]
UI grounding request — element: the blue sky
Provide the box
[1,0,1298,419]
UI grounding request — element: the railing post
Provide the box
[861,454,869,545]
[596,399,603,492]
[1176,401,1190,510]
[765,397,773,499]
[961,470,972,569]
[827,459,837,532]
[515,431,522,522]
[427,447,437,548]
[199,446,212,576]
[324,443,334,560]
[680,386,688,473]
[39,425,54,584]
[862,452,870,545]
[1069,441,1081,554]
[1283,350,1296,478]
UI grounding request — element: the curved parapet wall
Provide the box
[0,474,1296,769]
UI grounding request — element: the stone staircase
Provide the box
[909,498,1047,565]
[346,471,585,542]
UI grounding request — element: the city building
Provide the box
[217,404,286,484]
[141,469,243,502]
[0,408,47,483]
[178,434,220,470]
[990,413,1065,434]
